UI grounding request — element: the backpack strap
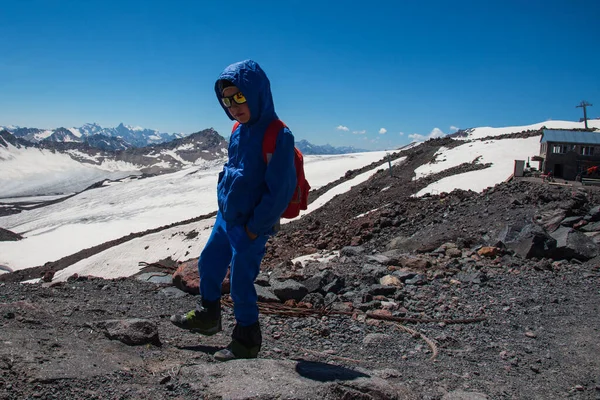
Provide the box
[262,119,286,164]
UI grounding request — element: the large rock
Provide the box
[503,224,556,259]
[271,279,309,302]
[549,226,599,261]
[255,284,280,302]
[93,319,160,346]
[534,209,567,233]
[178,359,417,399]
[302,270,334,293]
[172,260,199,295]
[172,260,229,295]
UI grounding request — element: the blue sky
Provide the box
[1,0,599,150]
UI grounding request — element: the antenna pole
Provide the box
[576,101,593,129]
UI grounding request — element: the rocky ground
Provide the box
[1,137,600,399]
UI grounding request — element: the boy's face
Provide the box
[222,86,251,124]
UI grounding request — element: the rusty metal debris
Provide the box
[220,296,485,325]
[220,296,481,362]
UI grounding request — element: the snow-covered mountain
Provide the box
[2,118,600,277]
[2,123,372,154]
[0,128,229,197]
[0,123,186,148]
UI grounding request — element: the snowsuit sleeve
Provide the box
[246,127,297,235]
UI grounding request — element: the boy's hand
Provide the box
[245,226,258,240]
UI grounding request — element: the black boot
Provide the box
[170,297,222,335]
[214,321,262,361]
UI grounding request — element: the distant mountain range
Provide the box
[295,139,367,155]
[0,128,228,174]
[1,123,370,155]
[1,123,185,149]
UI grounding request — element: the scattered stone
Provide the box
[361,264,388,279]
[379,275,403,287]
[392,269,418,282]
[158,287,187,298]
[322,277,344,294]
[442,390,489,400]
[399,256,431,270]
[42,270,55,283]
[560,216,582,227]
[368,284,396,296]
[136,272,173,285]
[586,205,600,222]
[365,254,390,265]
[404,274,426,285]
[363,333,391,345]
[93,319,161,346]
[533,259,553,271]
[301,292,325,308]
[477,246,501,258]
[455,271,486,284]
[340,246,365,257]
[446,247,462,258]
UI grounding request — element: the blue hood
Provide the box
[214,60,277,126]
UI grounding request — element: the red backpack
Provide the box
[232,120,310,219]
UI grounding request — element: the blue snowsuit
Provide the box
[199,60,297,327]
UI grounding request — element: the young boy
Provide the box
[171,60,297,361]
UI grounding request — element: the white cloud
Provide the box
[408,127,447,141]
[399,132,404,136]
[450,126,459,131]
[353,130,367,135]
[336,125,349,131]
[378,128,387,135]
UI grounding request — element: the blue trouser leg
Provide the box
[198,212,232,302]
[229,233,269,327]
